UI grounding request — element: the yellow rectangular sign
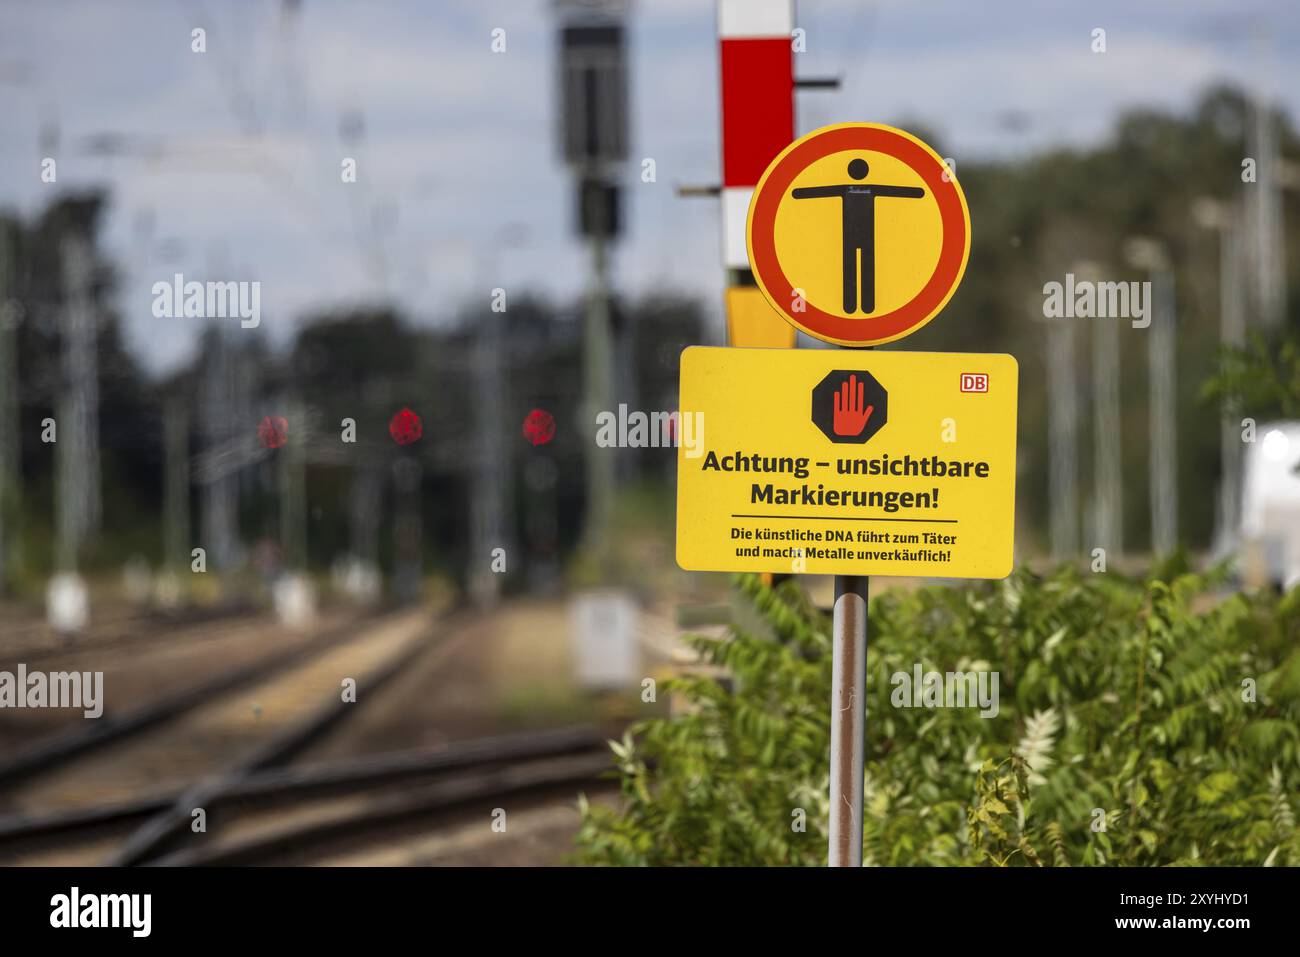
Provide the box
[725,287,797,349]
[676,347,1017,578]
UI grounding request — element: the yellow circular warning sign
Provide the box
[746,123,971,347]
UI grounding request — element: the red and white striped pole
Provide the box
[718,0,795,278]
[720,3,865,867]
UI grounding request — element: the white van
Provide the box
[1240,421,1300,588]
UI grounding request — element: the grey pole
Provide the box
[0,224,19,593]
[392,456,422,603]
[201,330,238,571]
[348,463,382,570]
[56,234,101,572]
[471,299,511,604]
[1246,89,1285,330]
[1091,304,1123,557]
[163,398,190,574]
[1148,268,1177,556]
[582,231,616,566]
[1216,223,1245,554]
[829,574,868,867]
[279,398,307,571]
[1046,317,1079,558]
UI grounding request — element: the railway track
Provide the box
[0,604,443,858]
[0,601,621,866]
[0,603,258,669]
[0,726,613,866]
[0,604,317,754]
[0,607,392,794]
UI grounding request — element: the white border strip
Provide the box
[721,186,753,268]
[718,0,793,39]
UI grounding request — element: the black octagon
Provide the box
[811,369,888,444]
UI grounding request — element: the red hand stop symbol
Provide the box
[833,373,874,437]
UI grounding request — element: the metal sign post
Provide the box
[829,574,867,866]
[677,121,1002,869]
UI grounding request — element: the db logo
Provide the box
[960,373,988,393]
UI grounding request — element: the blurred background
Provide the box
[0,0,1297,866]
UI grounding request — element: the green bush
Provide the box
[575,568,1300,866]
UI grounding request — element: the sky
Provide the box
[0,0,1297,374]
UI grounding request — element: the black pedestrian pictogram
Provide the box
[792,159,924,314]
[812,370,888,444]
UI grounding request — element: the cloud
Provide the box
[0,0,1295,374]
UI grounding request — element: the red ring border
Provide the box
[749,125,970,346]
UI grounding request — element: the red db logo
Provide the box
[960,373,988,393]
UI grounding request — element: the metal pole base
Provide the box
[829,574,868,866]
